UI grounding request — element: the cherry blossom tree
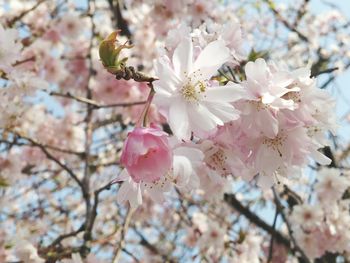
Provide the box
[1,0,350,262]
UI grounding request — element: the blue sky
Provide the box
[311,0,350,142]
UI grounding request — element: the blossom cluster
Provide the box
[291,168,350,259]
[117,24,336,208]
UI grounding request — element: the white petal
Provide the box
[191,41,230,81]
[270,97,295,110]
[204,101,240,122]
[173,146,204,162]
[311,149,331,165]
[116,179,142,209]
[261,93,275,104]
[153,88,175,111]
[255,145,281,176]
[245,58,268,83]
[188,103,221,133]
[204,84,246,102]
[173,155,193,187]
[168,98,191,140]
[172,37,193,79]
[130,183,143,209]
[154,57,181,92]
[147,187,166,203]
[258,110,279,138]
[273,86,300,98]
[116,180,131,205]
[117,168,130,181]
[194,40,230,71]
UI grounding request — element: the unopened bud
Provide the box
[99,31,133,74]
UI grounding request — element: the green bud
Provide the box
[99,31,133,74]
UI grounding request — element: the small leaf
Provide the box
[99,31,133,72]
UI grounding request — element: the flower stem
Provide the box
[136,83,155,128]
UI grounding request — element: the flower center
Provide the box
[142,170,173,188]
[262,134,287,157]
[283,91,301,103]
[181,80,206,102]
[248,100,269,111]
[306,126,321,137]
[205,147,230,177]
[303,211,313,220]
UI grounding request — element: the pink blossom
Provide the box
[117,141,204,208]
[57,13,85,39]
[153,37,244,140]
[237,58,299,139]
[120,126,173,183]
[291,204,324,231]
[315,168,350,205]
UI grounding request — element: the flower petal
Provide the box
[204,101,240,122]
[204,84,246,102]
[173,155,193,187]
[258,110,279,138]
[168,98,191,140]
[245,58,269,83]
[193,40,230,80]
[188,103,221,133]
[116,179,142,209]
[172,37,193,79]
[154,56,182,93]
[311,149,332,165]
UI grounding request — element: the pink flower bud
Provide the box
[120,127,172,183]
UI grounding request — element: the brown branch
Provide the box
[339,144,350,161]
[49,91,146,109]
[293,0,310,28]
[311,67,339,77]
[81,0,96,246]
[106,0,132,38]
[319,61,350,89]
[92,115,123,130]
[223,193,291,248]
[267,208,279,263]
[112,207,135,262]
[121,248,140,262]
[264,0,309,42]
[322,146,337,168]
[134,229,176,262]
[13,56,36,67]
[47,224,86,249]
[272,188,310,263]
[0,138,83,156]
[17,134,87,198]
[6,0,47,27]
[84,180,118,241]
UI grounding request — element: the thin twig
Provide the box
[49,91,146,109]
[6,0,46,27]
[311,67,339,77]
[84,180,119,241]
[267,205,279,262]
[17,134,85,193]
[112,207,135,263]
[264,0,309,42]
[272,188,310,263]
[224,193,291,248]
[319,62,350,89]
